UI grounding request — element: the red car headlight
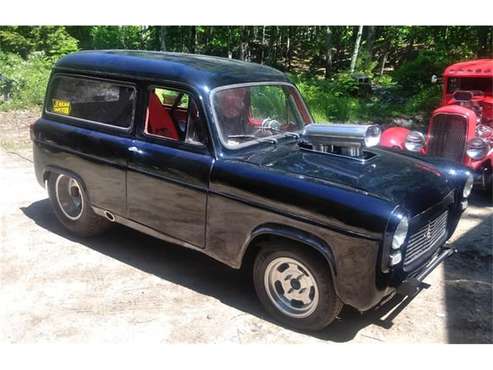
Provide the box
[466,137,490,161]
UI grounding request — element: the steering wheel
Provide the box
[260,118,282,133]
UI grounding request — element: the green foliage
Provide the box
[0,52,52,110]
[0,25,491,123]
[354,50,379,77]
[392,50,455,95]
[250,85,286,121]
[401,85,442,116]
[293,73,441,124]
[90,26,151,50]
[0,26,78,59]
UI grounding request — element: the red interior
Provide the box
[146,91,180,140]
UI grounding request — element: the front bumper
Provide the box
[397,246,457,296]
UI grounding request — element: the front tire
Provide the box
[253,242,342,331]
[47,173,111,237]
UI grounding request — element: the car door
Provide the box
[126,85,213,248]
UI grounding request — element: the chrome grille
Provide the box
[404,211,448,267]
[428,114,467,162]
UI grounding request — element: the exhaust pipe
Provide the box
[104,210,115,222]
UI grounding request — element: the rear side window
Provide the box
[46,75,136,128]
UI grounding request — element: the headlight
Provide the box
[404,131,425,152]
[364,125,381,147]
[392,215,409,250]
[466,137,490,161]
[463,172,474,198]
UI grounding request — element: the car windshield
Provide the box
[447,77,493,95]
[212,84,312,149]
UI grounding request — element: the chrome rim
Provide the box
[55,174,84,221]
[264,257,319,318]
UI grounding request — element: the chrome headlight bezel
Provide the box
[392,215,409,250]
[463,172,474,198]
[466,137,490,161]
[364,125,382,147]
[404,131,425,152]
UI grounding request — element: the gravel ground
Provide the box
[0,109,492,343]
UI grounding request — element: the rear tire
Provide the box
[253,242,342,331]
[47,173,112,237]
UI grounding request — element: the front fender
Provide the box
[240,222,337,276]
[379,127,411,150]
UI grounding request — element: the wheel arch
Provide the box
[43,165,92,204]
[239,223,338,285]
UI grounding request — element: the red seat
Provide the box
[147,91,179,140]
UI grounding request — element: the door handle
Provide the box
[128,146,144,154]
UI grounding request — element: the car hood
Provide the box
[244,144,453,216]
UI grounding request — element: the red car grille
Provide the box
[428,114,467,162]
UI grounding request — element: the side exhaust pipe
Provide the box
[104,210,115,222]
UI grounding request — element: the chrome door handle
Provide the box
[128,146,143,154]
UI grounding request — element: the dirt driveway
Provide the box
[1,111,492,343]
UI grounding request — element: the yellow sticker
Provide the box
[52,99,71,115]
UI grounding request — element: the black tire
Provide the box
[253,242,343,331]
[47,172,112,237]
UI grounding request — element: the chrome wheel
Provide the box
[263,256,319,318]
[55,174,84,221]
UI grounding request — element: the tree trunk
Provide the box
[179,26,184,52]
[240,26,247,61]
[286,27,291,70]
[367,25,375,58]
[268,27,276,64]
[350,25,363,73]
[260,26,266,64]
[275,26,282,65]
[227,26,233,59]
[380,51,388,76]
[203,26,211,53]
[159,26,166,51]
[324,26,333,79]
[190,26,197,53]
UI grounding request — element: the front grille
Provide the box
[428,114,467,162]
[404,211,448,267]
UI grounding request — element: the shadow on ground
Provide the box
[444,191,493,344]
[20,194,492,342]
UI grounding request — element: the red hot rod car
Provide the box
[380,59,493,191]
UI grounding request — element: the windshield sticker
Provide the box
[52,99,71,115]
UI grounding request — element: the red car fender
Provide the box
[379,127,411,150]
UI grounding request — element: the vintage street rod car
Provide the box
[31,51,473,331]
[380,59,493,192]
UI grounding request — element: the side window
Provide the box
[145,87,207,146]
[47,75,136,128]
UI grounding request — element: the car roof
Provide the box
[443,59,493,78]
[54,50,291,92]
